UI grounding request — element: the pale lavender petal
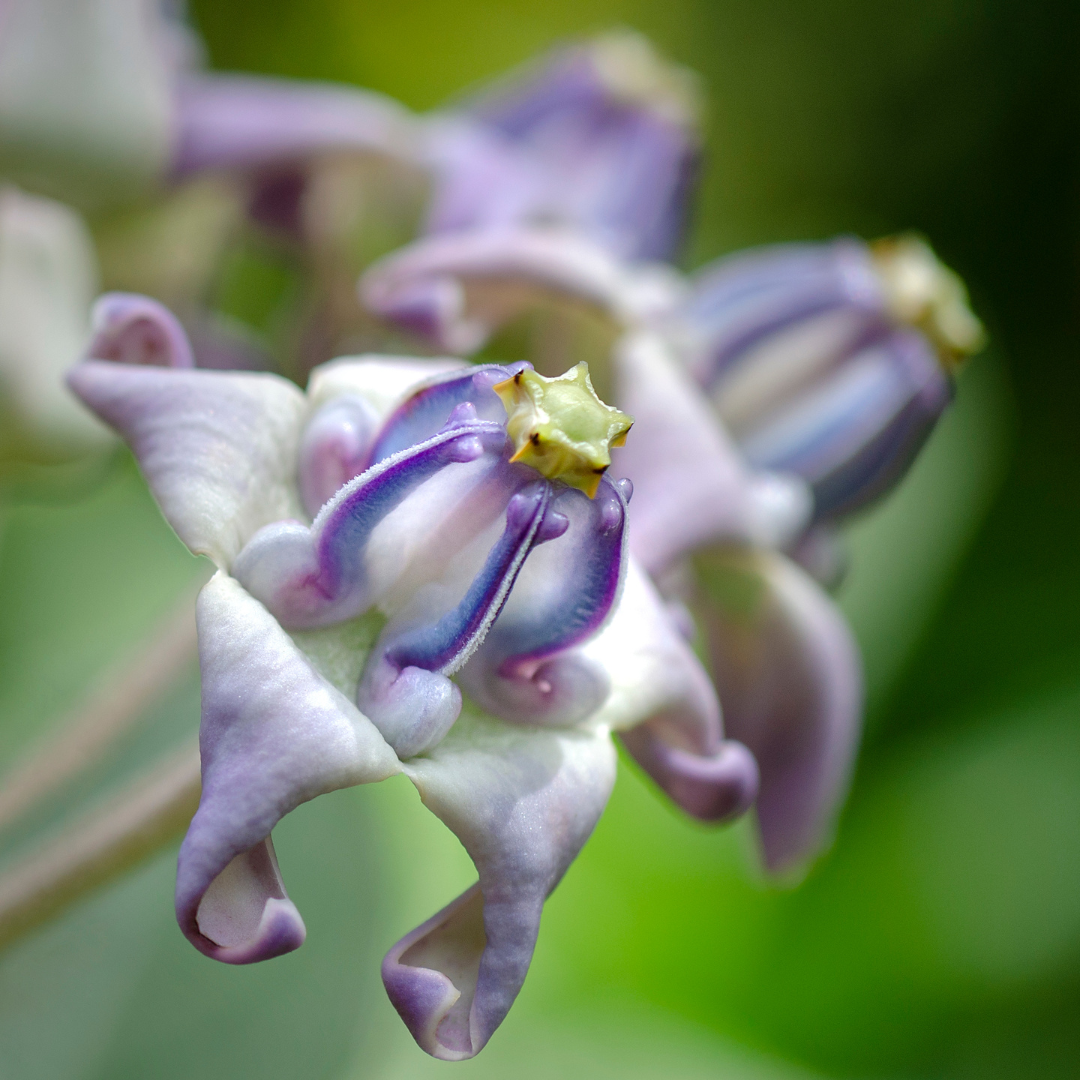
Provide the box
[619,725,758,822]
[177,573,400,963]
[427,32,700,261]
[569,559,756,819]
[458,475,626,726]
[357,480,566,757]
[298,394,381,516]
[305,355,467,419]
[86,292,195,368]
[680,238,955,522]
[613,332,792,574]
[361,228,681,354]
[231,409,509,628]
[172,73,419,178]
[67,361,306,566]
[188,838,306,965]
[389,724,617,1059]
[694,547,862,873]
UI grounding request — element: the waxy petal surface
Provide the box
[694,547,862,872]
[67,361,306,566]
[173,73,420,178]
[177,573,400,962]
[614,333,808,573]
[387,721,617,1059]
[362,228,681,354]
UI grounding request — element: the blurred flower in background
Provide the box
[0,1,1076,1080]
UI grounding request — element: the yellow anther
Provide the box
[871,233,986,372]
[493,362,633,498]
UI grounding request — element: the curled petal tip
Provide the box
[183,838,306,965]
[86,293,195,369]
[621,728,759,822]
[382,885,487,1061]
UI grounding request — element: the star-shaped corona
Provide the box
[494,362,633,498]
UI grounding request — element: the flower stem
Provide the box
[0,739,201,951]
[0,584,201,836]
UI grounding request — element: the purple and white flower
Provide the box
[67,298,757,1059]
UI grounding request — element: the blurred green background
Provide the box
[1,0,1078,1077]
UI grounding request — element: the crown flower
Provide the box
[65,297,756,1060]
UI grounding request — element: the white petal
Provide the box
[68,362,307,567]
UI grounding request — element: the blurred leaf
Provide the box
[839,349,1013,719]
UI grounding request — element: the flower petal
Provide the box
[426,31,701,262]
[361,227,682,354]
[176,573,400,963]
[232,410,510,628]
[305,354,467,418]
[458,475,626,726]
[614,332,810,573]
[172,73,420,178]
[368,362,528,465]
[298,393,381,516]
[577,559,758,820]
[86,291,195,368]
[66,361,307,566]
[681,238,884,389]
[693,546,862,873]
[358,479,565,756]
[387,720,617,1059]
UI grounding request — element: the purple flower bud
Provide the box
[424,30,701,263]
[678,234,985,521]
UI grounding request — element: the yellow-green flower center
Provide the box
[493,362,633,498]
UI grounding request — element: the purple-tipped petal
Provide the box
[86,292,195,368]
[391,724,617,1059]
[357,480,560,756]
[189,838,307,965]
[459,475,626,726]
[67,361,306,566]
[694,546,862,873]
[620,726,758,822]
[614,332,790,574]
[172,73,419,178]
[232,413,509,628]
[561,559,757,819]
[368,362,529,465]
[176,573,400,962]
[298,394,381,516]
[361,228,681,354]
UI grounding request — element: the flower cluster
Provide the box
[1,5,984,1063]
